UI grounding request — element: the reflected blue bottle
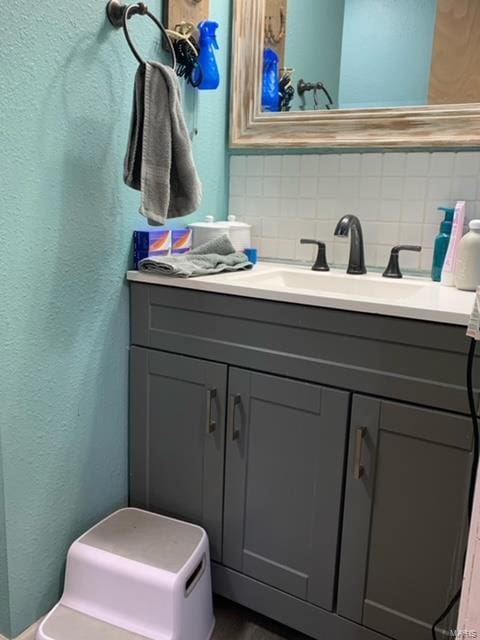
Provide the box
[262,48,280,112]
[431,207,454,282]
[197,21,220,90]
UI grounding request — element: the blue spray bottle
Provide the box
[431,206,454,281]
[197,21,220,90]
[262,48,280,112]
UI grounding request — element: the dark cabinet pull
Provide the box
[206,388,217,434]
[229,394,242,441]
[354,427,367,480]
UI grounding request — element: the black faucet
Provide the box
[300,239,330,271]
[383,245,422,278]
[334,214,367,275]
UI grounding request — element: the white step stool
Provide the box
[37,508,215,640]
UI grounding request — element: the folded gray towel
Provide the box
[124,62,202,225]
[138,235,253,278]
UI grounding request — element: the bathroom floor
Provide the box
[212,597,312,639]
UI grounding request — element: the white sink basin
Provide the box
[236,269,427,302]
[127,262,475,326]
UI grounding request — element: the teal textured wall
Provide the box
[0,0,230,636]
[0,434,10,638]
[282,0,436,112]
[339,0,437,108]
[284,0,345,111]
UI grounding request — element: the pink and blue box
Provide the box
[133,229,192,269]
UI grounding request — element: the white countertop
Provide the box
[127,262,475,327]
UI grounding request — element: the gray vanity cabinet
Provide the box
[129,347,227,561]
[338,395,473,640]
[130,283,478,640]
[222,368,350,611]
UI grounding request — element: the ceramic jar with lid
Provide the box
[189,215,252,251]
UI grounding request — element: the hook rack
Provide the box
[163,0,209,32]
[106,1,176,67]
[297,79,334,111]
[264,8,286,46]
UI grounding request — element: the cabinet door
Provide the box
[223,368,350,611]
[130,347,227,561]
[338,396,473,640]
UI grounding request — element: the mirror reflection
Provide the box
[262,0,480,112]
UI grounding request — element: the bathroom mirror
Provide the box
[231,0,480,148]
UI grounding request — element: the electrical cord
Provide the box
[432,338,479,639]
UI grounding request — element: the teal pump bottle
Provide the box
[431,207,454,281]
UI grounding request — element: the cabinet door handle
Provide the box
[206,388,218,434]
[229,394,242,441]
[354,427,367,480]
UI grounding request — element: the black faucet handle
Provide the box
[300,239,330,272]
[383,245,422,279]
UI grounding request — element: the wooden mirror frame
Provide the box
[231,0,480,149]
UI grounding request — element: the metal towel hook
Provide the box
[106,0,176,68]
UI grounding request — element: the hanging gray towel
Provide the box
[124,62,202,225]
[138,235,253,278]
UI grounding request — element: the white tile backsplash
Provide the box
[381,176,404,199]
[340,154,361,175]
[320,154,341,175]
[230,152,480,271]
[361,153,383,176]
[263,176,282,197]
[427,176,452,201]
[263,156,282,175]
[299,176,318,198]
[245,176,262,197]
[379,199,402,222]
[430,152,455,176]
[453,177,478,200]
[405,152,430,175]
[383,153,406,176]
[300,155,320,176]
[455,152,480,176]
[246,156,264,175]
[360,176,382,199]
[282,155,301,176]
[403,177,427,200]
